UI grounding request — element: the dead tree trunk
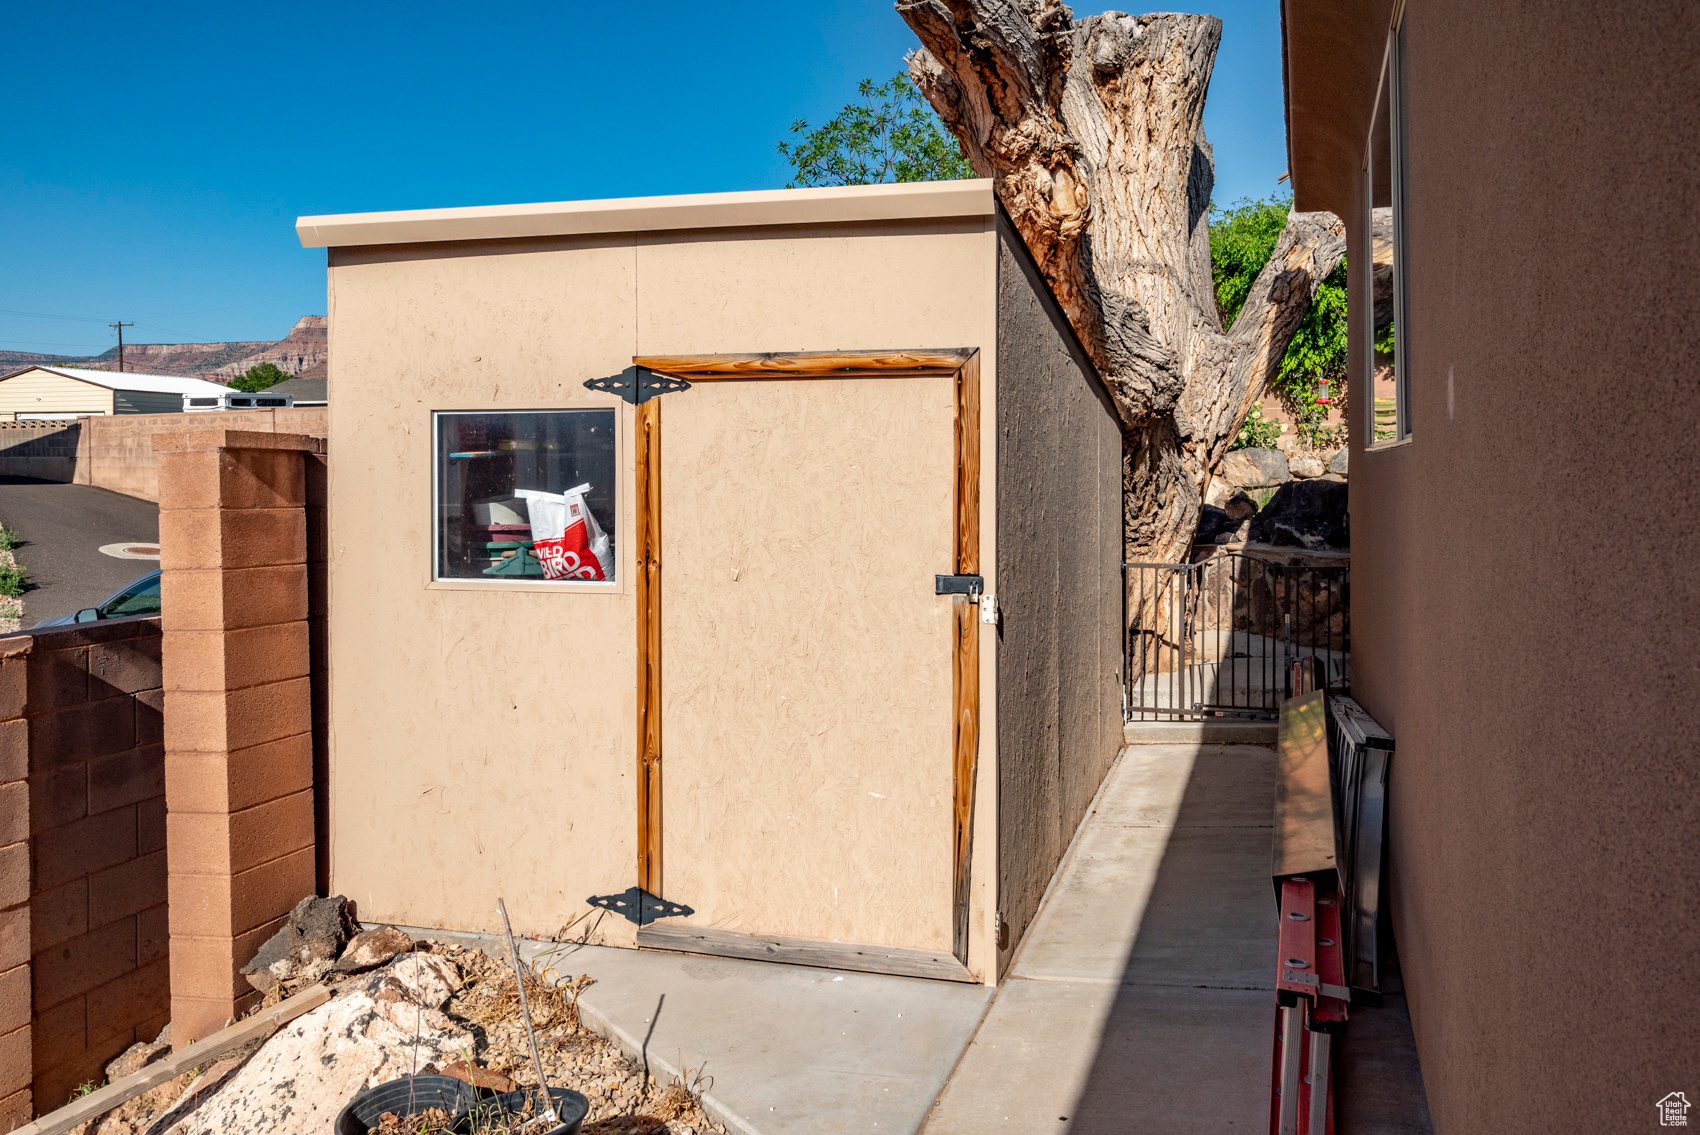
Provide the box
[899,1,1346,565]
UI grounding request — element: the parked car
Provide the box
[32,569,161,628]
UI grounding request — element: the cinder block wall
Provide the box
[85,408,327,502]
[0,423,81,484]
[158,431,319,1045]
[0,410,328,503]
[0,619,168,1127]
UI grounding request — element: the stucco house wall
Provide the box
[1283,0,1700,1128]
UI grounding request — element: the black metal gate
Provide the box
[1124,550,1350,721]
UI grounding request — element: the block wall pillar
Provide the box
[157,431,322,1045]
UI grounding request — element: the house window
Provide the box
[1365,16,1411,446]
[433,410,617,583]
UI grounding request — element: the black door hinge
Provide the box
[586,887,694,926]
[584,367,691,406]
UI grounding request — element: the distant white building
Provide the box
[0,366,235,420]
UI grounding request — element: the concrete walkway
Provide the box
[921,743,1279,1132]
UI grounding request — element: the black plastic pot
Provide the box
[334,1074,475,1135]
[466,1086,590,1135]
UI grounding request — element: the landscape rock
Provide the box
[1248,479,1350,550]
[241,894,359,994]
[1204,477,1235,508]
[1194,504,1236,545]
[1329,448,1349,475]
[1221,447,1290,489]
[438,1060,515,1093]
[160,954,470,1135]
[105,1029,172,1081]
[1288,453,1325,479]
[1223,492,1259,522]
[334,925,414,974]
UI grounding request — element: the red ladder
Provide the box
[1269,875,1350,1135]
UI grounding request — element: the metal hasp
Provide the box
[1326,694,1395,996]
[935,574,983,596]
[583,367,692,405]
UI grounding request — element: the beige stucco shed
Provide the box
[296,180,1123,985]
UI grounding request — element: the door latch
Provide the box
[935,574,983,596]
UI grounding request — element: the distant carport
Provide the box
[0,476,159,625]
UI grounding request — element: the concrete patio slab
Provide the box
[558,944,993,1135]
[921,979,1271,1134]
[1096,743,1277,829]
[921,742,1279,1133]
[408,927,994,1135]
[1011,746,1277,989]
[1122,719,1276,746]
[1013,824,1278,989]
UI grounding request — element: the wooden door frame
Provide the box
[630,348,983,980]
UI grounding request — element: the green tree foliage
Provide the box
[777,73,975,188]
[228,361,291,393]
[1211,195,1347,449]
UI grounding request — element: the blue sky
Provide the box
[0,1,1288,357]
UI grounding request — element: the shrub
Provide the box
[1231,402,1285,451]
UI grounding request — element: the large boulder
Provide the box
[1328,448,1349,475]
[1249,479,1349,550]
[1288,452,1325,479]
[1221,447,1290,489]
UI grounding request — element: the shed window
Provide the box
[1366,16,1411,446]
[434,410,616,583]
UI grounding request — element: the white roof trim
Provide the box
[0,366,235,396]
[296,179,996,249]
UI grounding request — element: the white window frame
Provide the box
[430,407,620,588]
[1364,8,1412,448]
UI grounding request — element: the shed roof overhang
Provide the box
[1281,0,1398,217]
[296,179,996,250]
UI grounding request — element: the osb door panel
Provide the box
[659,376,957,952]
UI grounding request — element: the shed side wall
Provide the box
[994,221,1122,976]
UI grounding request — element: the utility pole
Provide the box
[108,321,134,373]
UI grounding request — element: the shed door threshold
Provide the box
[636,924,976,983]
